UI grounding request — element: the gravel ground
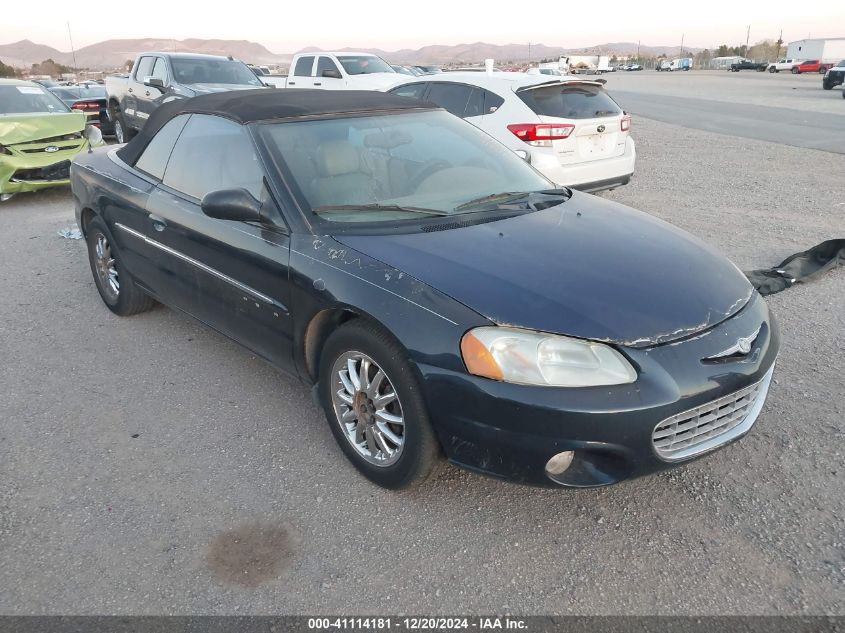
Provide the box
[0,117,843,615]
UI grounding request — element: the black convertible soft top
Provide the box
[116,89,434,166]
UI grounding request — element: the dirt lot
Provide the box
[0,114,843,615]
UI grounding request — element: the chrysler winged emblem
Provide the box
[707,326,761,359]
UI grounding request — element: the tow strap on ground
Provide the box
[745,239,845,296]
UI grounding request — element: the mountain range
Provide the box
[0,38,702,71]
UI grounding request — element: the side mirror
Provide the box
[144,76,165,89]
[322,69,342,79]
[201,188,263,222]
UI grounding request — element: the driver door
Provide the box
[143,114,296,373]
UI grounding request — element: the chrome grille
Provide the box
[652,367,774,461]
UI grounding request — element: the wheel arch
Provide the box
[79,207,97,238]
[301,306,411,385]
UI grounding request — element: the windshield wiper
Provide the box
[313,203,449,217]
[454,191,534,211]
[454,189,569,212]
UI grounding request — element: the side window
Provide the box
[162,114,263,201]
[135,114,190,180]
[293,56,315,77]
[483,89,504,114]
[389,82,426,100]
[464,88,484,118]
[424,83,473,117]
[151,58,168,83]
[135,56,155,80]
[316,56,341,77]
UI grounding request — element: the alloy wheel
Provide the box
[115,120,124,143]
[330,351,405,466]
[94,233,119,301]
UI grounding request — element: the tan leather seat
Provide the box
[309,141,378,208]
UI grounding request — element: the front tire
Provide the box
[791,67,800,74]
[318,319,442,489]
[769,66,776,73]
[86,216,155,316]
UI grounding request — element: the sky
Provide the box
[4,0,845,53]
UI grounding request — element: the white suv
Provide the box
[388,72,635,192]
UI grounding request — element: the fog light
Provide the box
[545,451,574,475]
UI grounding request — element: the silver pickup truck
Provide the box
[105,52,267,143]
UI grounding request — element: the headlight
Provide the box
[461,326,637,387]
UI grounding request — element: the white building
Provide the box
[786,38,845,62]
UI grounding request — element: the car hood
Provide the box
[0,112,86,145]
[335,192,754,347]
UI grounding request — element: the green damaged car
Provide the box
[1,79,102,201]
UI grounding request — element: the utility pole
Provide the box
[637,40,641,61]
[745,24,751,57]
[528,42,532,65]
[776,29,782,58]
[680,34,684,57]
[66,21,78,78]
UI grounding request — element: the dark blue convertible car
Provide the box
[70,90,779,489]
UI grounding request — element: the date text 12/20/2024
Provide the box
[308,618,528,630]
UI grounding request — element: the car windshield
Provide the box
[171,58,263,86]
[258,110,554,224]
[0,84,71,115]
[336,55,394,75]
[836,60,845,67]
[517,83,622,119]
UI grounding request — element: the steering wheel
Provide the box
[408,160,451,192]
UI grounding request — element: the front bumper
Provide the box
[531,136,636,193]
[419,293,779,487]
[823,71,844,89]
[0,144,86,194]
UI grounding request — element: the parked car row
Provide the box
[767,58,836,74]
[99,50,636,193]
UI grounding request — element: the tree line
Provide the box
[0,58,76,78]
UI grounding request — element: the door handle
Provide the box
[149,214,167,232]
[145,91,150,96]
[314,82,322,86]
[288,81,295,85]
[128,87,133,93]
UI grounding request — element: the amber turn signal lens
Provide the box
[461,331,504,381]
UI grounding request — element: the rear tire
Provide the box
[113,113,135,144]
[86,216,155,316]
[769,66,776,73]
[318,319,442,489]
[791,67,800,74]
[823,81,832,90]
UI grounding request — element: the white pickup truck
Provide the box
[264,52,405,90]
[766,58,801,73]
